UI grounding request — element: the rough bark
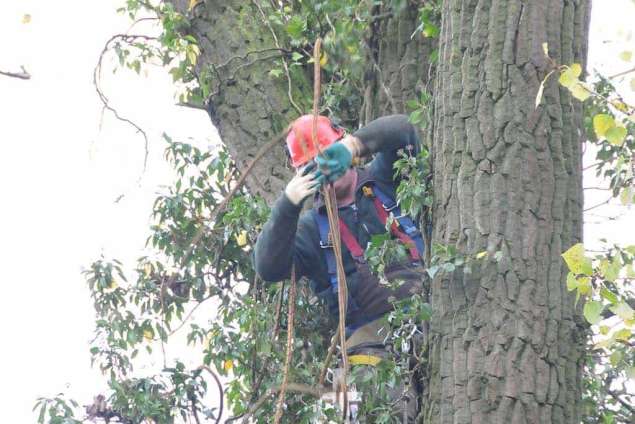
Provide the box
[427,1,590,423]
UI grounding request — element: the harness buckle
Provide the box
[362,186,374,198]
[319,240,333,249]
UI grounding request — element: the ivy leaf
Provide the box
[583,300,604,324]
[566,272,578,291]
[614,328,631,341]
[561,243,593,276]
[605,126,627,145]
[593,114,615,138]
[286,16,306,40]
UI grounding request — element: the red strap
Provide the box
[337,217,365,259]
[372,198,420,260]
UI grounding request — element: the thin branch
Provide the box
[94,34,157,172]
[216,47,292,70]
[0,66,31,80]
[225,383,324,423]
[608,65,635,79]
[168,294,214,336]
[318,328,340,386]
[584,186,611,191]
[196,365,225,424]
[584,197,612,212]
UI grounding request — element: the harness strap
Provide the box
[372,197,420,261]
[369,186,426,258]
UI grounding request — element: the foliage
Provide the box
[35,0,635,423]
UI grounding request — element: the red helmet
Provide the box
[286,115,344,168]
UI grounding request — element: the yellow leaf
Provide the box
[22,14,31,24]
[320,52,328,67]
[615,328,631,341]
[235,230,248,247]
[561,243,593,275]
[188,0,201,11]
[621,186,633,205]
[599,325,610,335]
[143,329,154,341]
[542,43,549,57]
[619,50,633,62]
[476,251,488,259]
[558,67,578,88]
[224,359,234,372]
[569,82,591,101]
[577,277,592,296]
[606,126,627,145]
[109,279,118,289]
[143,263,153,278]
[611,100,629,113]
[570,63,582,78]
[593,114,615,138]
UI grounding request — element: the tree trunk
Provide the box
[427,1,590,423]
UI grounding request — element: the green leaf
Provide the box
[561,243,593,275]
[422,23,440,38]
[583,300,604,324]
[566,272,578,291]
[600,287,618,304]
[610,350,623,366]
[285,16,306,40]
[593,114,615,138]
[268,68,282,78]
[605,126,627,145]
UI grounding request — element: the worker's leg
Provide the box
[348,347,418,423]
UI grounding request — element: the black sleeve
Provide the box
[254,193,321,282]
[352,114,420,185]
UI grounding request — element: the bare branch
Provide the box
[608,65,635,79]
[0,66,31,80]
[94,34,158,172]
[584,197,612,212]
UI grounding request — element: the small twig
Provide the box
[168,294,214,336]
[318,328,340,386]
[197,365,225,424]
[583,186,611,191]
[226,383,324,423]
[94,34,157,172]
[273,266,298,424]
[0,66,31,80]
[584,197,612,212]
[216,47,292,70]
[608,65,635,80]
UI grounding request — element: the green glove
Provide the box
[315,142,352,182]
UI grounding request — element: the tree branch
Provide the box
[94,34,157,172]
[0,66,31,80]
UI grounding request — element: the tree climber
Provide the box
[254,114,426,421]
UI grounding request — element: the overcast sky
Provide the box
[0,1,633,422]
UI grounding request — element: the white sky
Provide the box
[0,1,633,422]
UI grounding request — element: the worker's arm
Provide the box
[254,173,321,282]
[319,114,419,183]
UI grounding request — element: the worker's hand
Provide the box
[315,142,353,182]
[285,166,324,206]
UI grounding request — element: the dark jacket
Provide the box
[254,115,424,325]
